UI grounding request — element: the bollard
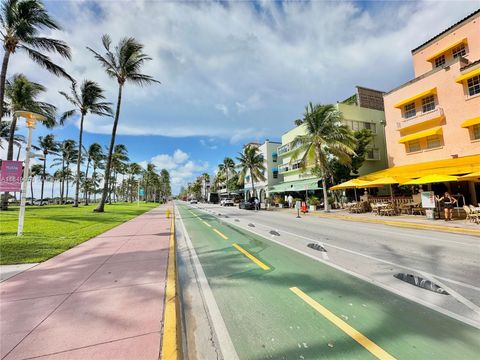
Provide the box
[166,208,171,219]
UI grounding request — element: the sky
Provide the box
[2,0,479,195]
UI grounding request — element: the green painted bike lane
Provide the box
[178,205,480,359]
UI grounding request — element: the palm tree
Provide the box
[51,139,77,204]
[52,169,62,203]
[35,134,58,204]
[236,144,266,199]
[29,163,42,202]
[59,80,113,207]
[201,172,209,201]
[127,162,142,202]
[88,35,160,212]
[218,157,235,196]
[83,143,103,205]
[0,0,72,121]
[0,120,24,148]
[4,74,56,160]
[109,144,129,203]
[143,162,157,202]
[290,103,357,212]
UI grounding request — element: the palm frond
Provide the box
[20,45,73,80]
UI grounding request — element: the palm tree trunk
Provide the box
[0,112,16,210]
[74,113,85,207]
[40,156,47,204]
[250,167,255,198]
[65,162,70,201]
[6,115,17,161]
[84,158,91,205]
[0,50,11,121]
[322,176,329,212]
[95,84,123,213]
[30,175,34,203]
[60,159,65,204]
[51,179,55,202]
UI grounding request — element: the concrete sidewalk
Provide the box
[0,205,172,360]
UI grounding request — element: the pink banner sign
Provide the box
[0,160,23,192]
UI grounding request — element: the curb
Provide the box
[161,207,182,359]
[310,212,480,237]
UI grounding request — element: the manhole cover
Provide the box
[307,243,327,252]
[234,219,240,222]
[393,273,449,295]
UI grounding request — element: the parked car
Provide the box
[220,198,235,206]
[239,197,258,210]
[190,199,198,204]
[33,199,48,206]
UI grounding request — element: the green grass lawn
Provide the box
[0,202,158,265]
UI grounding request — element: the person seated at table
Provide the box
[435,192,457,221]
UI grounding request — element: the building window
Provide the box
[272,152,278,162]
[434,55,445,68]
[467,75,480,96]
[452,44,466,58]
[404,102,416,119]
[421,95,435,113]
[473,124,480,140]
[291,161,301,170]
[272,169,278,179]
[364,122,377,133]
[366,148,380,160]
[426,135,441,149]
[407,140,421,153]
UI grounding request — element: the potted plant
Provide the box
[308,195,319,211]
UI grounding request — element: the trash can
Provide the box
[425,209,435,220]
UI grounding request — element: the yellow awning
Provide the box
[394,88,436,108]
[363,176,411,187]
[402,174,458,185]
[456,67,480,83]
[461,116,480,128]
[398,127,442,144]
[458,171,480,181]
[358,154,480,181]
[426,38,467,61]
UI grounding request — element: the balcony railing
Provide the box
[396,107,444,131]
[278,144,290,155]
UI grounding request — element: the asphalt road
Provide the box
[176,202,480,360]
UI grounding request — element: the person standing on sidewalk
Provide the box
[254,197,260,211]
[436,192,457,221]
[288,194,293,208]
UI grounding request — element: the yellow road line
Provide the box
[290,287,396,360]
[202,220,212,228]
[232,243,270,271]
[161,210,181,359]
[212,228,229,240]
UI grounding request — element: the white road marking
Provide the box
[177,206,239,360]
[194,204,480,328]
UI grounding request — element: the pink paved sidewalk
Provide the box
[0,205,172,360]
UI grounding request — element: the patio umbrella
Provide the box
[330,179,372,201]
[402,174,458,185]
[363,176,411,201]
[458,171,480,181]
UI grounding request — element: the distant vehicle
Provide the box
[239,197,258,210]
[190,199,198,204]
[33,199,48,206]
[221,198,234,206]
[208,192,219,204]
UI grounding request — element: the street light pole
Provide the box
[15,111,47,236]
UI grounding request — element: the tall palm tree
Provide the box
[143,162,156,202]
[35,134,58,204]
[29,163,42,202]
[0,0,71,121]
[83,142,103,205]
[59,80,113,207]
[52,169,62,202]
[290,102,356,212]
[109,144,128,203]
[236,144,266,198]
[4,74,56,160]
[88,35,160,212]
[201,172,209,201]
[218,157,235,195]
[127,162,142,202]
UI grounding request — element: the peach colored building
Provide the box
[381,9,480,204]
[384,9,480,166]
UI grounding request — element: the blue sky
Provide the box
[3,0,479,194]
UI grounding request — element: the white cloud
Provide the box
[5,1,478,145]
[141,149,208,193]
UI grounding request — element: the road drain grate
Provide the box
[248,223,255,227]
[393,273,449,295]
[269,230,280,236]
[307,243,327,252]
